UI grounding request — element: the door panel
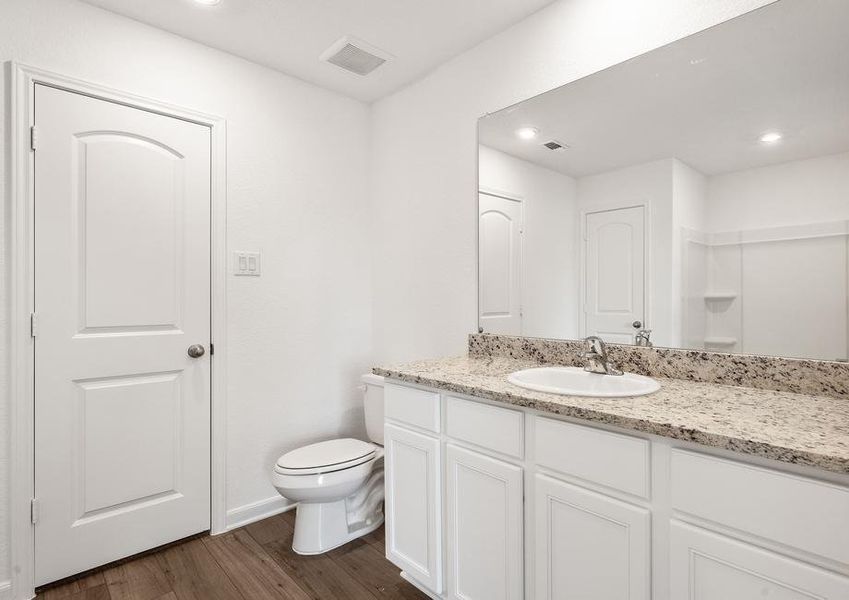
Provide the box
[535,474,650,600]
[446,444,523,600]
[670,522,849,599]
[479,193,522,334]
[34,84,212,585]
[79,133,184,331]
[77,372,183,516]
[384,423,443,593]
[584,206,645,343]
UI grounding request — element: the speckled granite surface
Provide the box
[374,355,849,475]
[469,334,849,399]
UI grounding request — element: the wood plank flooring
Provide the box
[36,511,428,600]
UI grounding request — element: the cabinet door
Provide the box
[384,423,443,593]
[671,521,849,599]
[446,444,523,600]
[535,474,650,600]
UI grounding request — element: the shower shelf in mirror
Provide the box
[704,337,738,346]
[703,292,737,301]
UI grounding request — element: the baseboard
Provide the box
[224,495,295,531]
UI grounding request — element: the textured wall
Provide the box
[0,0,372,587]
[478,145,579,339]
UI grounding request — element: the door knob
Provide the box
[632,321,642,329]
[187,344,206,358]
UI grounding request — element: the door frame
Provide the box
[9,63,228,599]
[579,201,650,340]
[478,187,525,335]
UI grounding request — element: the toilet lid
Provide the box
[276,438,376,475]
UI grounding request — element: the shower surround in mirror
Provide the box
[477,0,849,361]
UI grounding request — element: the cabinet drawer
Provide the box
[384,383,441,433]
[535,417,650,498]
[671,450,849,565]
[446,396,523,458]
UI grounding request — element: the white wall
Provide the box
[478,150,710,347]
[577,159,676,346]
[370,0,776,363]
[0,0,373,584]
[706,151,849,232]
[478,146,578,338]
[476,149,713,348]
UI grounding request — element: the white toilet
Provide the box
[272,373,385,555]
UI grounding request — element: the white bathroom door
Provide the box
[479,192,523,334]
[584,206,645,344]
[33,84,212,585]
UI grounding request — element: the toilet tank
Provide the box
[361,373,385,445]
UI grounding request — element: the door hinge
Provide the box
[30,312,38,338]
[31,499,40,525]
[209,342,215,356]
[30,126,38,151]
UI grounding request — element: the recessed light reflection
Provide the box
[759,132,783,143]
[516,127,539,140]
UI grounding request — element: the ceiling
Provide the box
[479,0,849,178]
[80,0,557,102]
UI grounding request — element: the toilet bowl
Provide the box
[272,374,385,555]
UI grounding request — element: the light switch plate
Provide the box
[233,251,261,276]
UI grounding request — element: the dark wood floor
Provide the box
[37,510,428,600]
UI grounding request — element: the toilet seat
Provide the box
[275,438,377,476]
[271,374,385,555]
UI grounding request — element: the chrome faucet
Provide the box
[635,328,653,347]
[581,336,623,376]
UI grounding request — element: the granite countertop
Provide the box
[374,355,849,475]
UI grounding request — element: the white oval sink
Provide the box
[507,366,660,397]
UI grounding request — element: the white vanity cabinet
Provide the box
[445,444,523,600]
[384,385,526,600]
[670,522,849,599]
[384,421,443,593]
[668,450,849,599]
[534,474,650,600]
[382,381,849,600]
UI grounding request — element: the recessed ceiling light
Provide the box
[516,127,539,141]
[759,132,783,143]
[194,0,221,5]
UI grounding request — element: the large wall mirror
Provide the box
[477,0,849,361]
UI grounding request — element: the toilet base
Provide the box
[291,465,385,555]
[292,505,384,555]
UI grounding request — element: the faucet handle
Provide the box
[583,335,604,349]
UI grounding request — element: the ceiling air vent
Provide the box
[320,36,392,76]
[543,140,569,151]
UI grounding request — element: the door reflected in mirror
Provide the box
[477,0,849,361]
